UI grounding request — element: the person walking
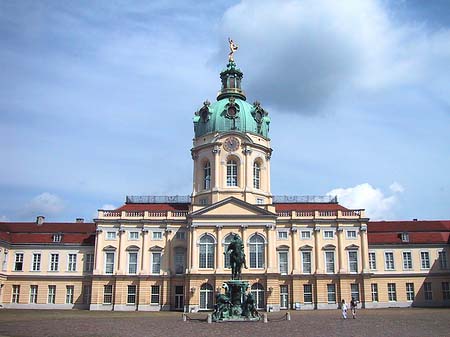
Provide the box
[341,299,348,319]
[350,297,358,319]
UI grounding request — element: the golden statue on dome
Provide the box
[228,37,238,62]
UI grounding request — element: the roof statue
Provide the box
[228,37,238,62]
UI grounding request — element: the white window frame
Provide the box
[301,250,312,274]
[151,285,160,304]
[151,252,161,274]
[12,285,20,303]
[48,285,56,304]
[249,234,265,269]
[105,251,115,274]
[368,251,376,270]
[199,235,215,269]
[103,285,113,304]
[174,250,185,275]
[127,285,137,304]
[439,250,448,270]
[67,253,77,272]
[384,251,395,271]
[442,282,450,301]
[152,231,163,241]
[203,161,211,190]
[351,283,360,302]
[14,252,24,271]
[84,253,94,272]
[106,231,117,240]
[327,283,336,303]
[2,250,8,271]
[253,162,261,189]
[348,250,358,273]
[128,252,138,275]
[52,234,62,242]
[129,231,140,240]
[49,253,59,272]
[323,230,335,240]
[387,283,397,301]
[256,198,264,205]
[66,285,74,304]
[346,229,357,239]
[300,230,311,240]
[402,251,413,270]
[32,252,41,271]
[277,230,288,240]
[30,285,38,304]
[424,282,432,301]
[420,251,430,269]
[278,250,289,275]
[303,284,313,304]
[371,283,378,302]
[406,282,415,301]
[324,250,335,273]
[226,160,238,187]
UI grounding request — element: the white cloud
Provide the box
[101,204,116,210]
[327,182,404,220]
[21,192,65,218]
[0,215,9,222]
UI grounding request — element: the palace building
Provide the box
[0,56,449,312]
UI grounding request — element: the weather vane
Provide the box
[228,37,238,62]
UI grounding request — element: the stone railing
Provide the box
[98,210,189,220]
[276,209,365,219]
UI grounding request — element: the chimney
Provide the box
[76,218,84,223]
[36,215,45,225]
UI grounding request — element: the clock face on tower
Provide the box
[223,136,240,152]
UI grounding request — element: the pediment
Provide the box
[190,197,276,218]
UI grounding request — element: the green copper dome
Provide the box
[194,61,270,139]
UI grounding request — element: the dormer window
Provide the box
[52,234,62,243]
[401,232,409,243]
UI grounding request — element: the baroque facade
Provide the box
[0,58,449,312]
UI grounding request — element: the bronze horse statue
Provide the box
[226,234,247,279]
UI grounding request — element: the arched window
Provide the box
[251,283,265,310]
[249,234,265,268]
[253,162,261,189]
[223,233,240,269]
[199,283,214,310]
[199,234,215,268]
[203,161,211,190]
[226,159,238,187]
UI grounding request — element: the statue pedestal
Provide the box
[212,280,260,322]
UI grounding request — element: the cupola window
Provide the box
[253,162,261,189]
[203,161,211,190]
[226,160,238,187]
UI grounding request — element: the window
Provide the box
[346,230,357,239]
[421,251,430,269]
[128,252,138,274]
[278,251,288,275]
[52,234,62,242]
[203,161,211,190]
[249,234,265,268]
[384,252,394,270]
[14,253,24,271]
[442,282,450,300]
[175,231,186,240]
[152,231,162,240]
[84,253,94,272]
[30,285,38,304]
[406,283,415,301]
[256,198,264,205]
[251,283,265,310]
[103,285,113,304]
[387,283,397,301]
[439,251,448,270]
[327,284,336,303]
[351,283,360,302]
[12,285,20,303]
[323,230,334,239]
[83,285,91,305]
[66,286,74,304]
[226,160,238,187]
[325,251,335,273]
[402,251,413,270]
[48,285,56,304]
[301,231,311,239]
[106,231,116,240]
[199,283,213,309]
[127,285,137,304]
[200,198,208,205]
[280,285,289,309]
[32,253,41,271]
[199,235,215,268]
[369,252,376,270]
[105,252,115,274]
[68,253,77,272]
[223,234,233,269]
[50,253,59,271]
[277,231,288,240]
[152,252,161,274]
[348,251,358,273]
[424,282,432,301]
[371,283,378,302]
[174,251,185,274]
[302,251,312,274]
[303,284,313,304]
[2,250,8,271]
[253,162,260,189]
[151,285,160,304]
[129,231,139,240]
[401,232,409,242]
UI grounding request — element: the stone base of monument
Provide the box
[211,280,260,322]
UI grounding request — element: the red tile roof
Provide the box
[115,203,190,212]
[0,222,95,245]
[274,203,350,211]
[368,220,450,245]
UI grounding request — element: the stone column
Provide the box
[212,146,221,202]
[190,225,198,272]
[266,224,277,273]
[360,224,369,273]
[93,228,103,274]
[163,227,172,275]
[216,225,223,272]
[141,228,149,274]
[314,227,322,273]
[291,227,299,274]
[117,227,125,274]
[337,227,345,273]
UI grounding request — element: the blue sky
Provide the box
[0,0,449,222]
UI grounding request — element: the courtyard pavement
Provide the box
[0,308,449,337]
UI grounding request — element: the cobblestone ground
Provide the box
[0,308,449,337]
